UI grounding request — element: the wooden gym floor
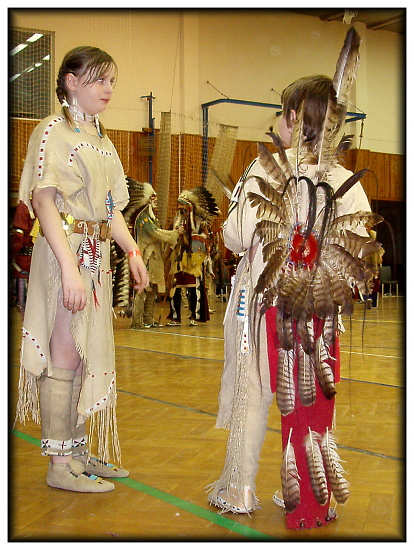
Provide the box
[9,294,404,542]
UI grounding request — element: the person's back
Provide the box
[209,28,383,529]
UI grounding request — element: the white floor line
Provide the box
[340,349,401,359]
[127,328,225,341]
[126,329,402,359]
[342,319,402,324]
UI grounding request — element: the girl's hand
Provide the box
[61,262,87,313]
[128,253,149,293]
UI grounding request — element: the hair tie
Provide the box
[61,98,69,108]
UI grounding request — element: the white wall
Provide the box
[11,8,404,154]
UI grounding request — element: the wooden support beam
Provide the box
[319,11,344,22]
[367,15,403,30]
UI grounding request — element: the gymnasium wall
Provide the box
[11,9,404,153]
[10,8,404,238]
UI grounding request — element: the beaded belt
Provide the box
[39,213,111,241]
[69,218,111,241]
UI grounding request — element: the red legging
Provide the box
[266,307,340,529]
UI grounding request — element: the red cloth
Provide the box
[11,202,34,279]
[265,306,340,529]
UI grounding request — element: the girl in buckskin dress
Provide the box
[15,46,149,493]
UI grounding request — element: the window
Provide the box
[9,27,54,119]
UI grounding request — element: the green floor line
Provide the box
[12,429,276,541]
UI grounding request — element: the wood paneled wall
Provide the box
[341,149,404,203]
[10,119,404,226]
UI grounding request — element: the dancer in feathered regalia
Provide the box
[167,187,220,326]
[126,178,179,328]
[208,28,383,529]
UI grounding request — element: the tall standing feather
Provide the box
[304,429,329,505]
[290,101,305,178]
[320,428,350,504]
[332,27,361,108]
[314,28,361,180]
[281,428,301,512]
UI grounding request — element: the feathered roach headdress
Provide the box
[123,177,156,224]
[178,186,221,221]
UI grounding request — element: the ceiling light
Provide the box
[35,62,42,67]
[26,33,43,43]
[10,43,28,56]
[26,67,35,73]
[9,73,21,82]
[42,54,50,61]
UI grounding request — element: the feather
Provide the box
[281,428,301,512]
[297,281,314,322]
[322,243,371,295]
[312,267,335,318]
[320,428,350,504]
[298,176,317,239]
[276,268,301,314]
[315,98,346,180]
[262,239,285,263]
[276,349,295,415]
[331,169,368,201]
[261,286,279,310]
[291,272,313,321]
[297,318,314,355]
[291,101,306,177]
[333,27,360,108]
[305,429,329,505]
[328,229,374,259]
[324,266,352,310]
[322,314,337,349]
[315,181,335,250]
[255,219,286,243]
[328,211,383,233]
[255,251,289,295]
[247,192,286,222]
[208,166,233,199]
[297,343,316,406]
[265,131,294,180]
[257,177,285,206]
[257,142,288,185]
[276,308,294,350]
[335,133,354,153]
[314,336,336,399]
